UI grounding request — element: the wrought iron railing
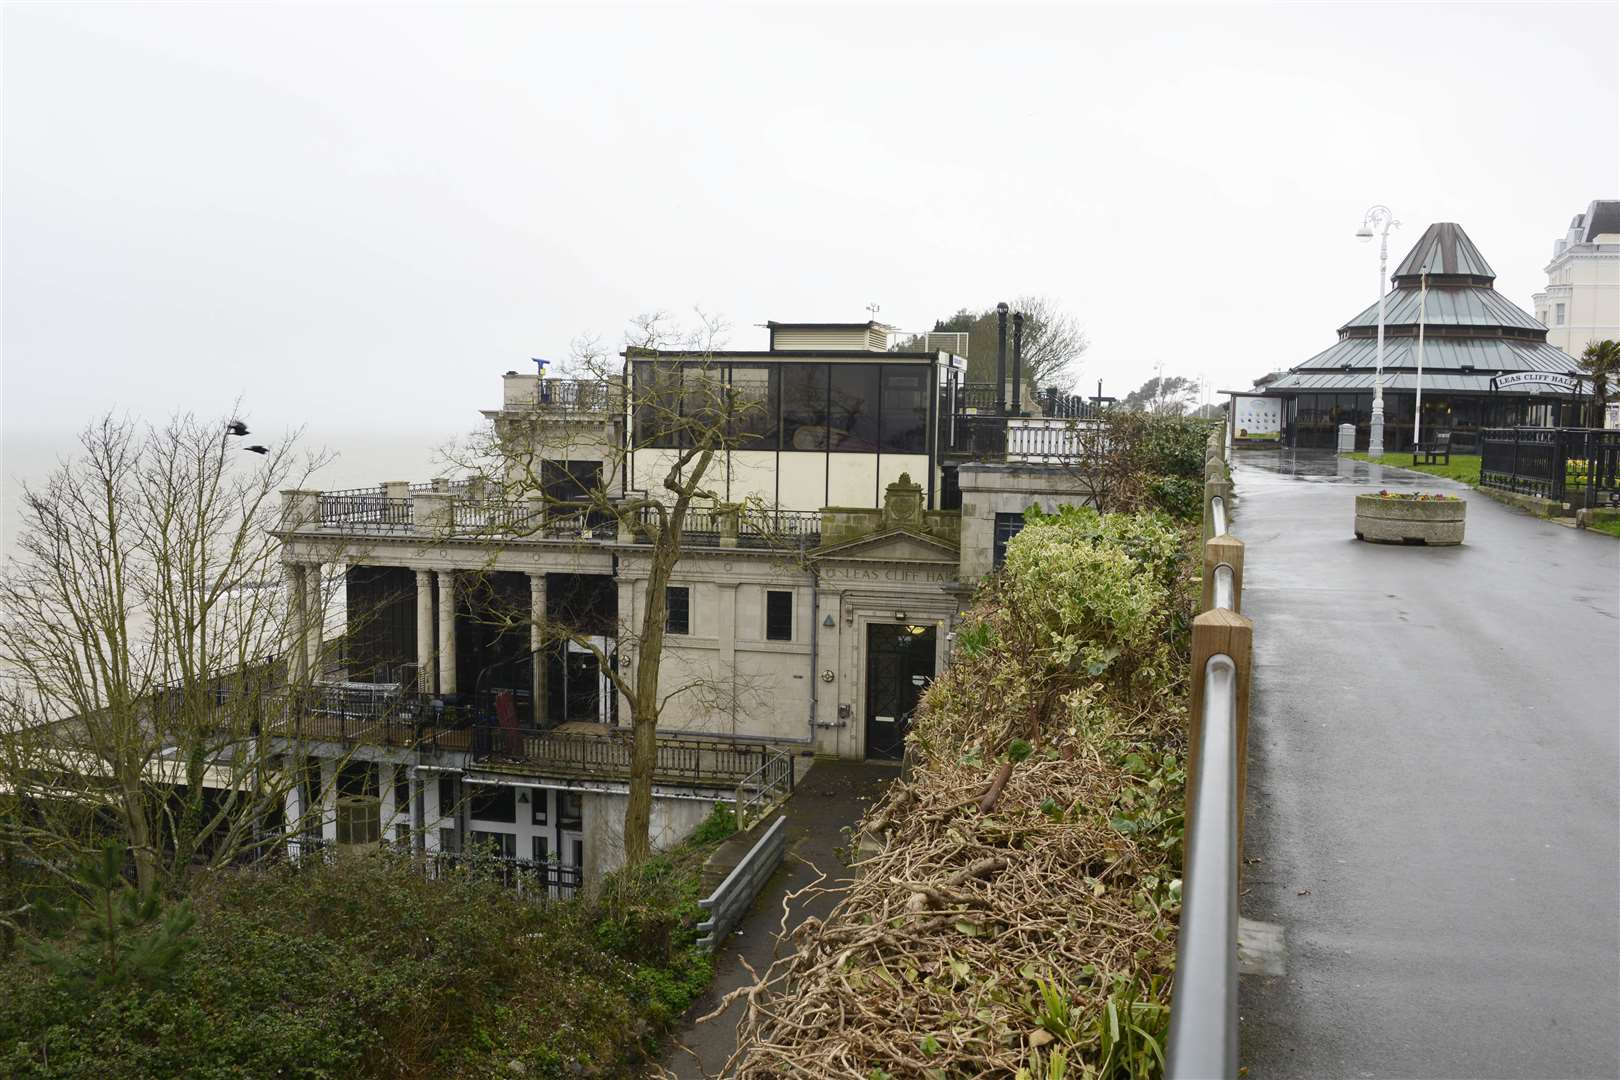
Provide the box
[429,849,582,899]
[531,379,620,413]
[317,494,413,532]
[1480,427,1620,507]
[471,725,773,787]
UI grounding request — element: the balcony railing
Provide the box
[318,494,413,532]
[530,379,620,413]
[471,725,774,787]
[635,505,821,548]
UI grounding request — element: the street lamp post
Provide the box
[1355,205,1400,458]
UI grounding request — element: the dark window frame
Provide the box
[765,590,794,641]
[666,585,691,635]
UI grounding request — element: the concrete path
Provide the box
[1234,449,1620,1079]
[661,758,898,1078]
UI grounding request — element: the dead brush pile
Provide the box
[718,507,1197,1080]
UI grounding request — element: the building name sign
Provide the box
[819,565,956,585]
[1492,372,1581,393]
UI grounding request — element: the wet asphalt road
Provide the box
[1235,449,1620,1080]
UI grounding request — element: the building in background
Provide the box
[1228,222,1583,450]
[268,318,1106,886]
[1531,200,1620,359]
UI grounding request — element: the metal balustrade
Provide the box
[1167,428,1252,1080]
[530,379,619,412]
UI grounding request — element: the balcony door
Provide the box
[865,624,936,760]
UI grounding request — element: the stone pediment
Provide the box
[813,528,959,566]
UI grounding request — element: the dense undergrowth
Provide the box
[722,505,1197,1079]
[0,808,733,1079]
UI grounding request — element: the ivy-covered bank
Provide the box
[724,506,1196,1079]
[0,808,736,1079]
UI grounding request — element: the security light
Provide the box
[1355,225,1374,242]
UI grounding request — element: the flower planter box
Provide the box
[1354,493,1466,545]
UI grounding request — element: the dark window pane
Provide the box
[559,792,583,827]
[727,364,779,448]
[470,784,517,824]
[666,586,690,635]
[828,364,880,452]
[765,590,793,641]
[438,775,456,817]
[393,769,410,814]
[338,761,377,798]
[880,367,929,453]
[782,364,829,451]
[680,364,728,446]
[541,460,602,505]
[634,361,682,448]
[531,790,547,826]
[993,512,1027,568]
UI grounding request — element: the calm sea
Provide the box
[2,427,465,567]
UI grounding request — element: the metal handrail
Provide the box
[1166,654,1240,1080]
[1211,495,1228,537]
[1212,564,1235,612]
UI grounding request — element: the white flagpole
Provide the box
[1414,270,1427,451]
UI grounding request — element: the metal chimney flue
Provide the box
[995,302,1009,415]
[1011,311,1025,417]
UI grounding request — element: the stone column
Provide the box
[415,570,435,693]
[304,562,323,676]
[529,572,547,725]
[284,562,308,681]
[436,570,457,695]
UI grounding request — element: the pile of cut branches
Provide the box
[713,507,1195,1079]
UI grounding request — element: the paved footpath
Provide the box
[1235,449,1620,1080]
[660,759,897,1079]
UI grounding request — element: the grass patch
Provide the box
[1585,517,1620,539]
[1345,451,1481,487]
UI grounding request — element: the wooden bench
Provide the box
[1413,431,1451,465]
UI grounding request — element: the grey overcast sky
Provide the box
[3,2,1616,476]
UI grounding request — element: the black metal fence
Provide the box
[429,849,583,899]
[1479,427,1620,507]
[471,725,771,786]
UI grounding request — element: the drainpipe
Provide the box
[1011,312,1025,417]
[808,561,819,745]
[995,302,1009,415]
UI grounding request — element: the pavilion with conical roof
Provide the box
[1242,222,1581,450]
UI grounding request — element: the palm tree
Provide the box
[1578,339,1620,427]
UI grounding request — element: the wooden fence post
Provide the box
[1187,609,1253,846]
[1201,535,1245,613]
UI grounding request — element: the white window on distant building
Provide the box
[1555,303,1566,325]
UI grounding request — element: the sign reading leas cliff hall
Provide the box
[1491,372,1582,393]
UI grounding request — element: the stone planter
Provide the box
[1354,494,1466,545]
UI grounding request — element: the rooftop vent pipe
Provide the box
[1012,311,1025,416]
[995,302,1009,415]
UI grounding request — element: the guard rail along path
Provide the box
[1166,428,1254,1080]
[695,815,789,953]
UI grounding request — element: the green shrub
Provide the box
[0,844,723,1079]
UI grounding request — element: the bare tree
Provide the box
[917,296,1089,392]
[448,310,774,867]
[0,412,334,896]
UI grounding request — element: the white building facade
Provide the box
[1531,199,1620,359]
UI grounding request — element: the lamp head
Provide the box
[1355,225,1375,242]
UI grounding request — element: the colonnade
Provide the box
[284,561,548,708]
